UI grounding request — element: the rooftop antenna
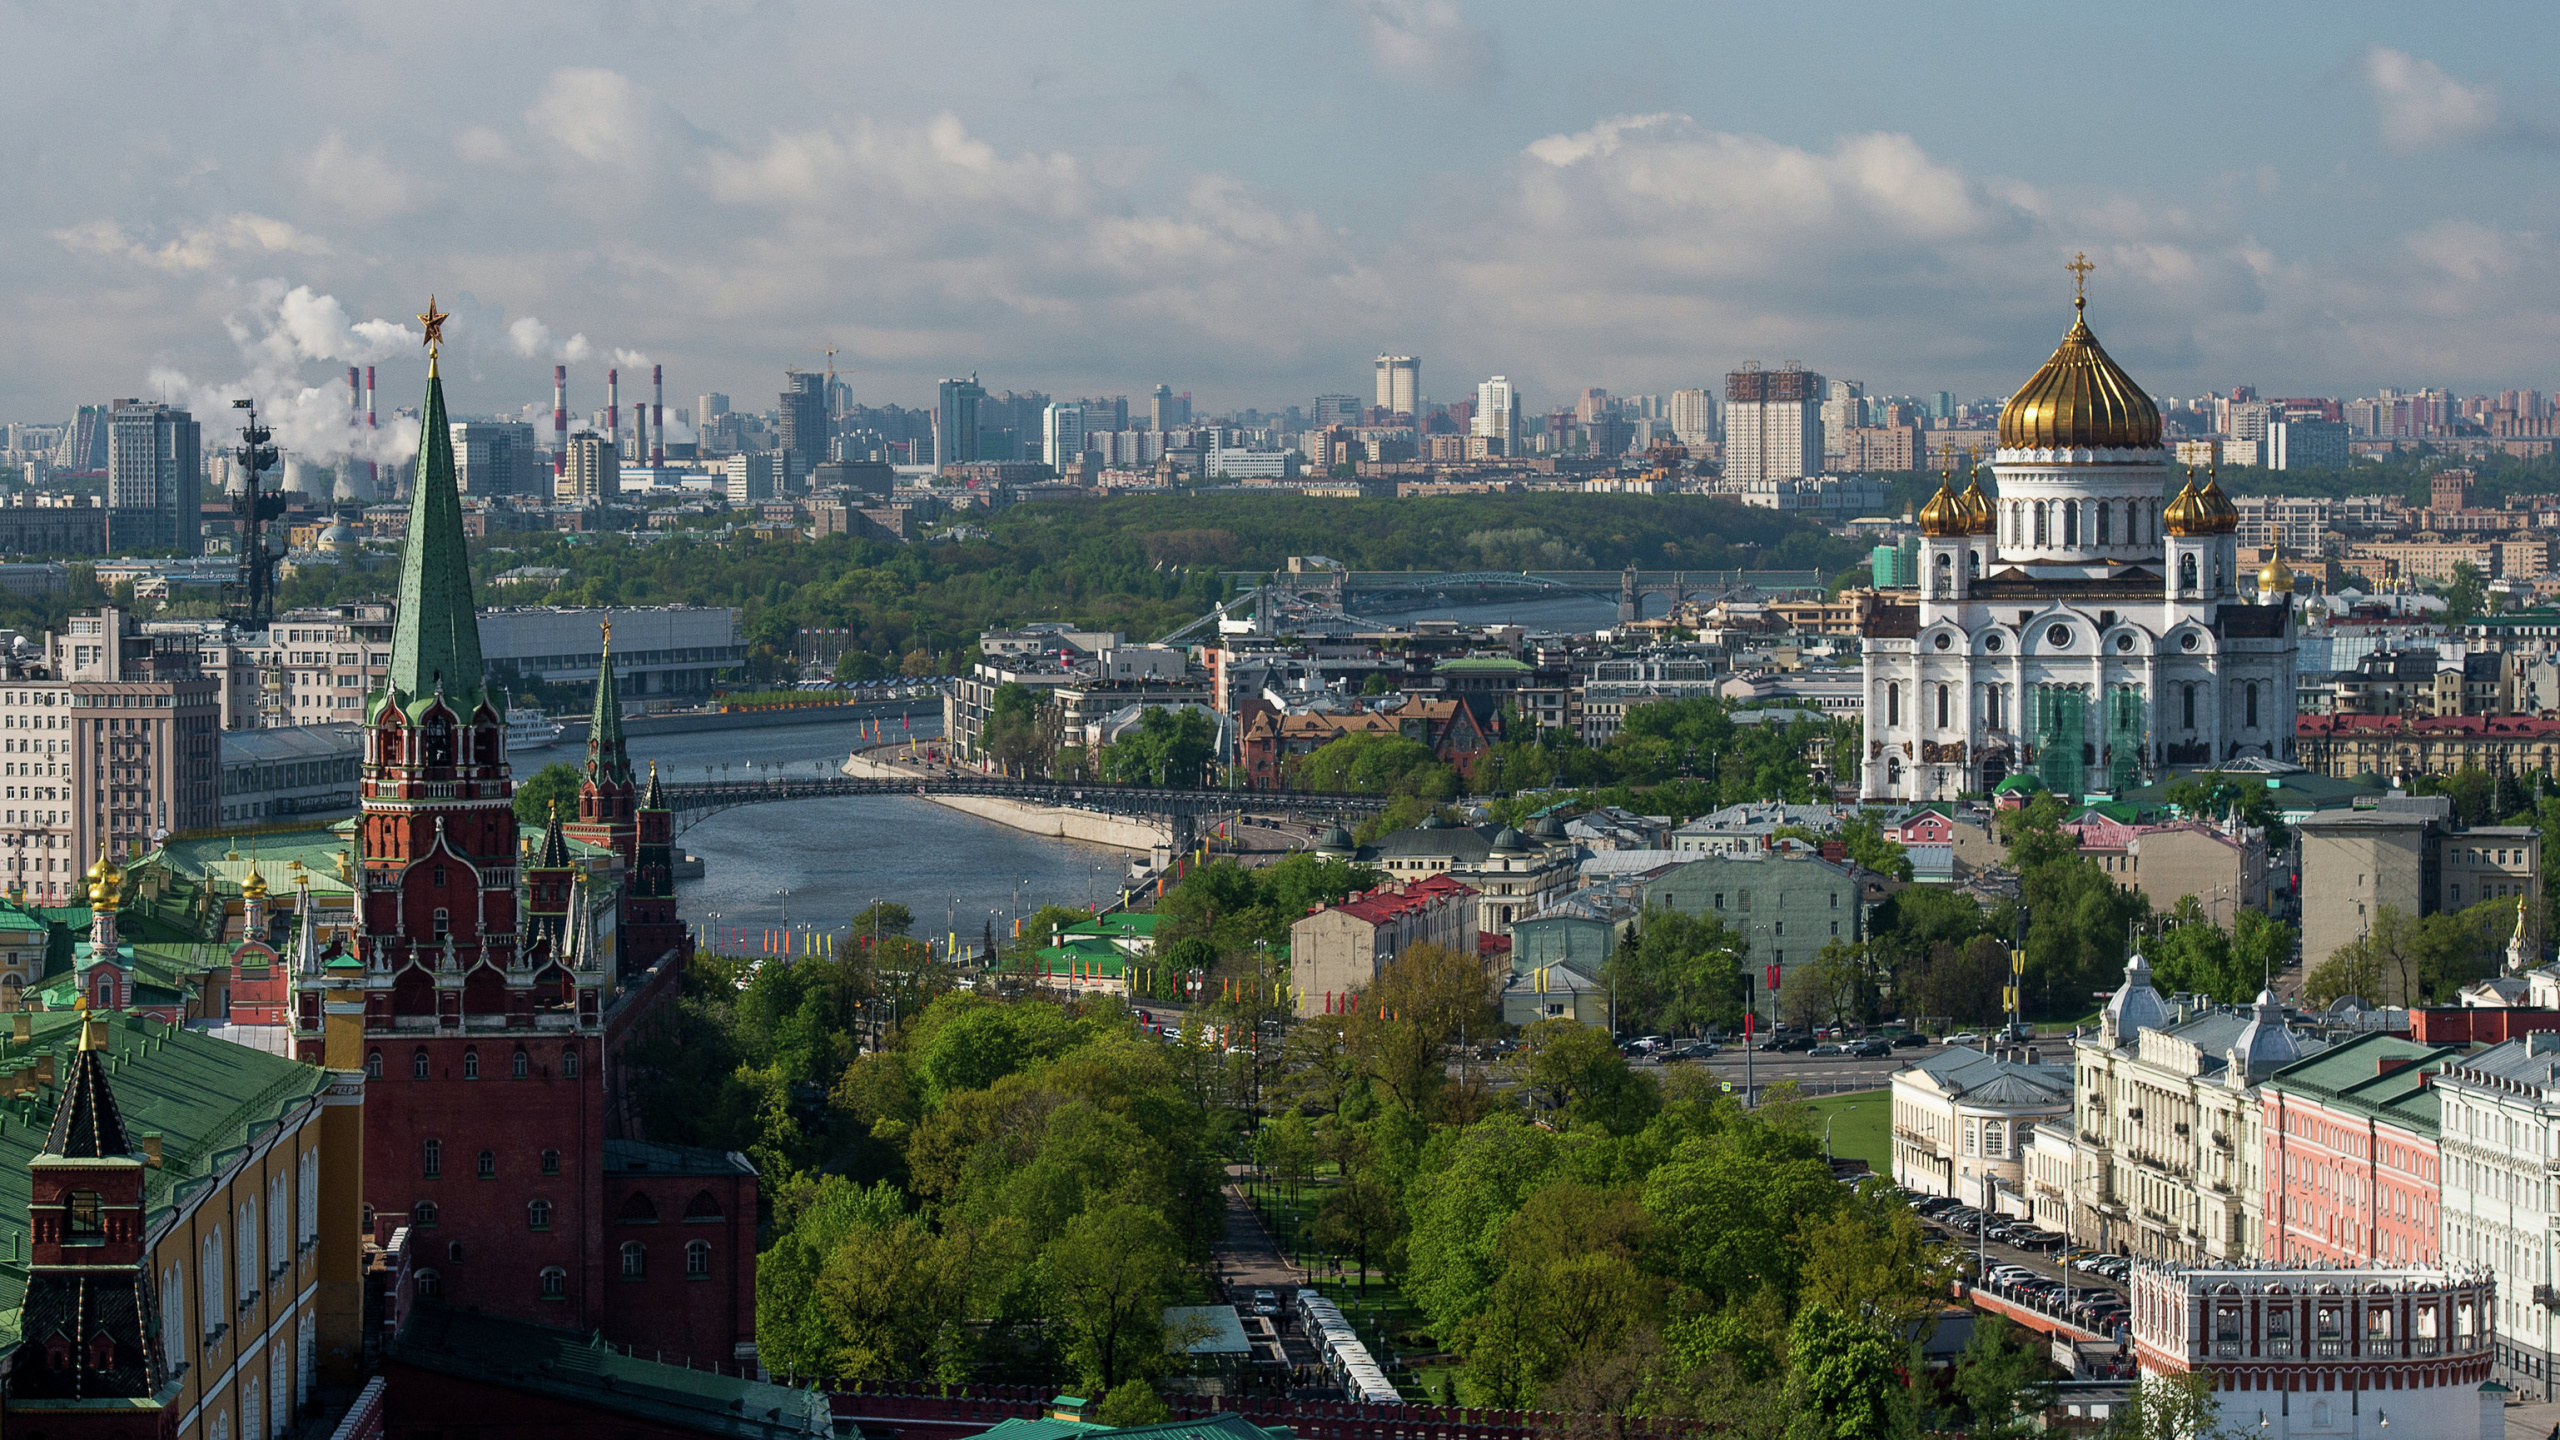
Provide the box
[227,398,284,626]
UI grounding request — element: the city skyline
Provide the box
[11,3,2560,445]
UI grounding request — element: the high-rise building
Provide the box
[557,430,619,506]
[1313,394,1362,428]
[1042,402,1087,469]
[1723,366,1825,484]
[2265,419,2349,472]
[778,372,827,476]
[53,604,221,861]
[934,375,985,467]
[1149,384,1189,432]
[1820,379,1866,461]
[449,420,539,496]
[54,405,108,474]
[1669,389,1717,449]
[697,393,730,427]
[105,400,202,554]
[1472,377,1520,456]
[1374,356,1419,418]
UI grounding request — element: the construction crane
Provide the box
[810,346,838,386]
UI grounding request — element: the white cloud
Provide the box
[2360,46,2521,153]
[147,281,428,471]
[52,213,331,274]
[298,131,433,220]
[526,67,664,172]
[704,112,1086,219]
[454,126,520,166]
[506,317,554,358]
[1347,1,1501,89]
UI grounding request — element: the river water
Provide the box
[512,713,1129,951]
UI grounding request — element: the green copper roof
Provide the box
[585,630,630,786]
[386,357,485,706]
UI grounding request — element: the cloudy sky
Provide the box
[12,0,2560,458]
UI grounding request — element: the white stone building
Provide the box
[1889,1046,2071,1212]
[1860,283,2300,800]
[2437,1032,2560,1399]
[2068,953,2321,1264]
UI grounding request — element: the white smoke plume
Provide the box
[149,280,426,471]
[503,314,593,362]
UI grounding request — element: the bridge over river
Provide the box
[657,774,1389,851]
[1159,565,1830,641]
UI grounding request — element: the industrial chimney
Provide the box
[607,368,620,456]
[651,363,666,467]
[553,365,568,477]
[364,365,380,497]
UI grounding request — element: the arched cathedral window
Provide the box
[2034,503,2048,546]
[2179,553,2198,591]
[2097,502,2111,545]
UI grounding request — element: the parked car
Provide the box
[1945,1032,1982,1046]
[1809,1042,1849,1058]
[1892,1032,1930,1048]
[1853,1038,1893,1058]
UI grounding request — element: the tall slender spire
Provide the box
[385,305,484,706]
[585,619,630,786]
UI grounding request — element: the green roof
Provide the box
[2263,1031,2454,1138]
[391,1305,826,1440]
[0,1010,331,1348]
[384,354,487,710]
[1992,774,2047,795]
[1062,912,1162,941]
[1030,938,1127,977]
[150,828,355,899]
[1433,657,1532,674]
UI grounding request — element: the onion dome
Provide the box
[1997,285,2161,452]
[240,861,268,901]
[2163,470,2212,537]
[1917,478,1965,537]
[2194,469,2240,534]
[2257,546,2295,597]
[1957,473,1994,535]
[85,843,124,912]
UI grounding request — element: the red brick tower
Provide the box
[295,312,616,1336]
[9,1013,173,1434]
[562,623,637,866]
[624,761,686,968]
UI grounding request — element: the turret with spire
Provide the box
[564,619,640,864]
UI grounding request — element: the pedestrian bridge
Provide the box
[656,774,1391,849]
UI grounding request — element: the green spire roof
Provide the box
[386,354,484,706]
[585,624,630,785]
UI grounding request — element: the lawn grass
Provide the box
[1806,1088,1892,1171]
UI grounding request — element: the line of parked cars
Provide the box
[1898,1195,2130,1334]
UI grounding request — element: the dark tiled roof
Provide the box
[603,1139,757,1178]
[43,1043,130,1160]
[393,1305,823,1440]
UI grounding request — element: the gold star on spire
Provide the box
[2066,252,2095,311]
[418,295,450,354]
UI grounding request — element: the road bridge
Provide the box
[1253,566,1829,621]
[656,775,1390,851]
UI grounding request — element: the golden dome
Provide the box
[2194,469,2240,534]
[85,843,123,912]
[1917,478,1965,537]
[1997,303,2161,452]
[1957,473,1994,535]
[2163,470,2211,537]
[2257,546,2295,596]
[241,861,268,901]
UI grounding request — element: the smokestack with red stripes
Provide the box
[365,365,379,496]
[607,368,619,454]
[651,364,665,467]
[553,365,568,477]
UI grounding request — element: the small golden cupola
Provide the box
[2258,545,2296,597]
[2194,468,2241,534]
[240,860,268,901]
[2163,469,2212,537]
[1957,469,1995,535]
[1997,254,2162,454]
[1917,476,1966,537]
[85,843,124,912]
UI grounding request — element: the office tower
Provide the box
[1080,396,1130,433]
[934,375,985,467]
[557,430,619,506]
[51,606,220,868]
[2265,419,2349,472]
[450,420,539,496]
[1669,389,1717,449]
[1473,377,1520,455]
[105,400,201,553]
[1149,383,1189,432]
[1933,391,1956,421]
[1723,365,1825,484]
[1313,394,1362,428]
[1375,356,1420,418]
[697,393,730,426]
[1042,402,1088,469]
[779,371,828,476]
[1574,388,1612,426]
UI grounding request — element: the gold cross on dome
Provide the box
[417,295,450,353]
[2067,252,2095,309]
